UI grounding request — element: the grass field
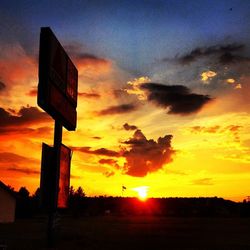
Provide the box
[1,216,250,250]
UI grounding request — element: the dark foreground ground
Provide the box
[1,216,250,250]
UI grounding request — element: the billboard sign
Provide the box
[38,27,78,131]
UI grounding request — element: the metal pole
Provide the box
[47,120,62,247]
[53,120,62,208]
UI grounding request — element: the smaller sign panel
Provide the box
[40,143,72,209]
[58,144,71,209]
[40,143,55,210]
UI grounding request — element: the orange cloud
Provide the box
[0,106,50,128]
[0,44,37,86]
[7,166,40,176]
[201,70,217,82]
[124,76,150,100]
[0,152,39,165]
[188,125,242,142]
[235,84,242,89]
[26,88,37,97]
[0,126,52,137]
[189,125,223,134]
[122,129,175,177]
[226,78,235,84]
[75,54,112,78]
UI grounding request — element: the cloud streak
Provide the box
[0,126,52,136]
[99,158,118,165]
[79,92,101,98]
[174,44,245,64]
[0,152,39,165]
[7,167,40,175]
[96,103,138,116]
[192,178,213,186]
[0,106,50,127]
[189,125,242,134]
[188,124,242,142]
[73,146,120,157]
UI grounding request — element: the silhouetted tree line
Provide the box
[11,186,250,218]
[14,187,41,218]
[66,196,250,218]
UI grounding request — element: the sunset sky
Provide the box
[0,0,250,201]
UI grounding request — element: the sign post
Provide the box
[47,120,62,246]
[38,27,78,247]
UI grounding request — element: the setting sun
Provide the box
[133,186,149,201]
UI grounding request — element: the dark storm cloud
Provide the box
[0,81,6,91]
[79,92,101,98]
[141,83,212,115]
[73,146,120,157]
[0,106,50,127]
[174,44,245,64]
[122,129,174,177]
[123,123,137,131]
[218,52,250,65]
[96,103,138,116]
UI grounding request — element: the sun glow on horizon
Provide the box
[133,186,149,201]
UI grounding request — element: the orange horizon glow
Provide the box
[0,40,250,203]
